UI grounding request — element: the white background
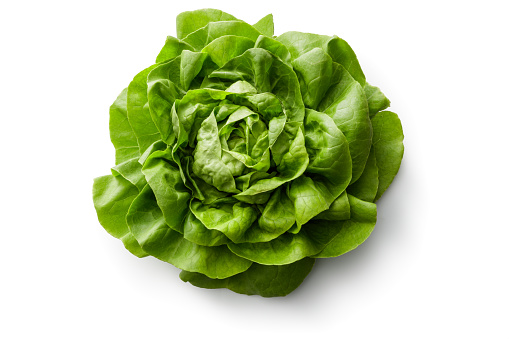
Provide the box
[1,0,508,338]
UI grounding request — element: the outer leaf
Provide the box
[92,174,146,257]
[147,57,184,143]
[364,83,391,119]
[127,65,161,153]
[314,191,350,221]
[347,146,378,202]
[109,88,140,164]
[253,14,274,37]
[319,63,371,183]
[288,109,351,227]
[326,37,366,86]
[313,195,377,258]
[156,36,194,63]
[372,111,404,201]
[276,32,366,86]
[180,257,315,297]
[111,157,146,191]
[126,185,252,279]
[176,9,238,39]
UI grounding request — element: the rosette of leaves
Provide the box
[93,9,404,297]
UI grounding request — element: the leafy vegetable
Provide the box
[93,9,404,297]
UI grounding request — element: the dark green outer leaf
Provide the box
[372,111,404,201]
[109,88,140,164]
[180,257,315,297]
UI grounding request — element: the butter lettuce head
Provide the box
[93,9,404,297]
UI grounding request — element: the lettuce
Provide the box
[92,9,404,297]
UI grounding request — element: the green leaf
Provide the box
[180,50,208,90]
[209,48,305,123]
[176,9,238,39]
[258,187,295,234]
[277,32,366,86]
[234,128,308,204]
[372,111,404,201]
[314,191,350,221]
[313,194,377,258]
[319,63,371,183]
[227,217,342,265]
[190,200,258,243]
[202,35,255,68]
[254,35,291,65]
[127,65,161,153]
[276,31,330,60]
[111,157,146,191]
[303,109,351,191]
[326,36,366,86]
[292,48,333,109]
[182,212,229,247]
[253,14,274,37]
[126,185,252,278]
[156,36,194,63]
[287,109,352,227]
[141,147,191,232]
[364,83,391,119]
[182,21,262,51]
[92,174,146,257]
[147,57,184,144]
[109,88,140,164]
[180,257,315,297]
[347,146,378,202]
[192,112,239,193]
